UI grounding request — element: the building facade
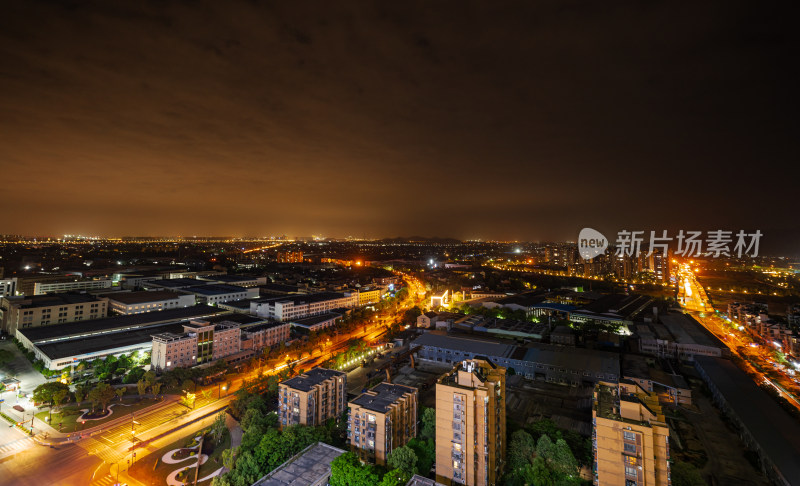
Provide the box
[34,279,113,295]
[150,319,242,371]
[251,292,357,321]
[435,359,506,486]
[1,293,107,334]
[592,381,670,486]
[348,382,418,465]
[278,368,348,428]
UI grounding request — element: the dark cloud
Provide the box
[0,1,797,240]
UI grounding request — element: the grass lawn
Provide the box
[35,397,159,433]
[129,426,231,486]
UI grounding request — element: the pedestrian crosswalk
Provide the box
[80,436,126,463]
[0,436,34,457]
[91,474,118,486]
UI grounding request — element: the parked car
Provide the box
[13,405,24,413]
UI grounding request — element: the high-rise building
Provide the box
[592,381,671,486]
[347,382,418,465]
[278,368,348,428]
[435,359,506,486]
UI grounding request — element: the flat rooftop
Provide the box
[350,382,417,413]
[37,321,187,360]
[210,275,260,283]
[146,278,203,289]
[103,290,189,304]
[660,313,724,348]
[252,442,345,486]
[254,291,348,306]
[289,313,340,326]
[9,292,102,309]
[282,368,345,392]
[695,356,800,485]
[413,333,517,358]
[520,343,620,376]
[17,304,226,343]
[184,284,247,295]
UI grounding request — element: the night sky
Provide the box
[1,1,797,243]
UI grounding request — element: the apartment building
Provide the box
[278,368,348,428]
[1,293,107,334]
[348,382,418,465]
[435,359,506,486]
[34,279,113,295]
[592,381,671,486]
[104,290,196,315]
[150,319,242,371]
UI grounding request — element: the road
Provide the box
[676,264,800,412]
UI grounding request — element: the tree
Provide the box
[407,438,435,475]
[387,445,418,476]
[671,461,707,486]
[52,388,69,412]
[152,382,162,397]
[210,411,227,444]
[329,452,380,486]
[137,379,148,396]
[143,370,157,387]
[419,407,436,442]
[32,382,70,406]
[507,429,536,472]
[182,379,195,393]
[115,387,125,401]
[88,383,116,412]
[378,469,410,486]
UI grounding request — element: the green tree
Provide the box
[387,445,418,476]
[419,406,436,442]
[115,387,125,401]
[32,382,70,406]
[152,382,162,397]
[211,411,228,444]
[88,383,116,412]
[52,388,70,412]
[143,370,157,387]
[137,379,148,396]
[507,429,536,471]
[378,469,410,486]
[407,438,435,475]
[329,452,380,486]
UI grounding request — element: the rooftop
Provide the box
[350,382,417,413]
[660,313,724,348]
[103,290,189,304]
[252,442,346,486]
[38,321,187,360]
[146,278,203,289]
[289,313,341,326]
[282,368,345,392]
[184,284,248,295]
[17,304,226,343]
[413,333,516,358]
[9,292,102,309]
[695,356,800,485]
